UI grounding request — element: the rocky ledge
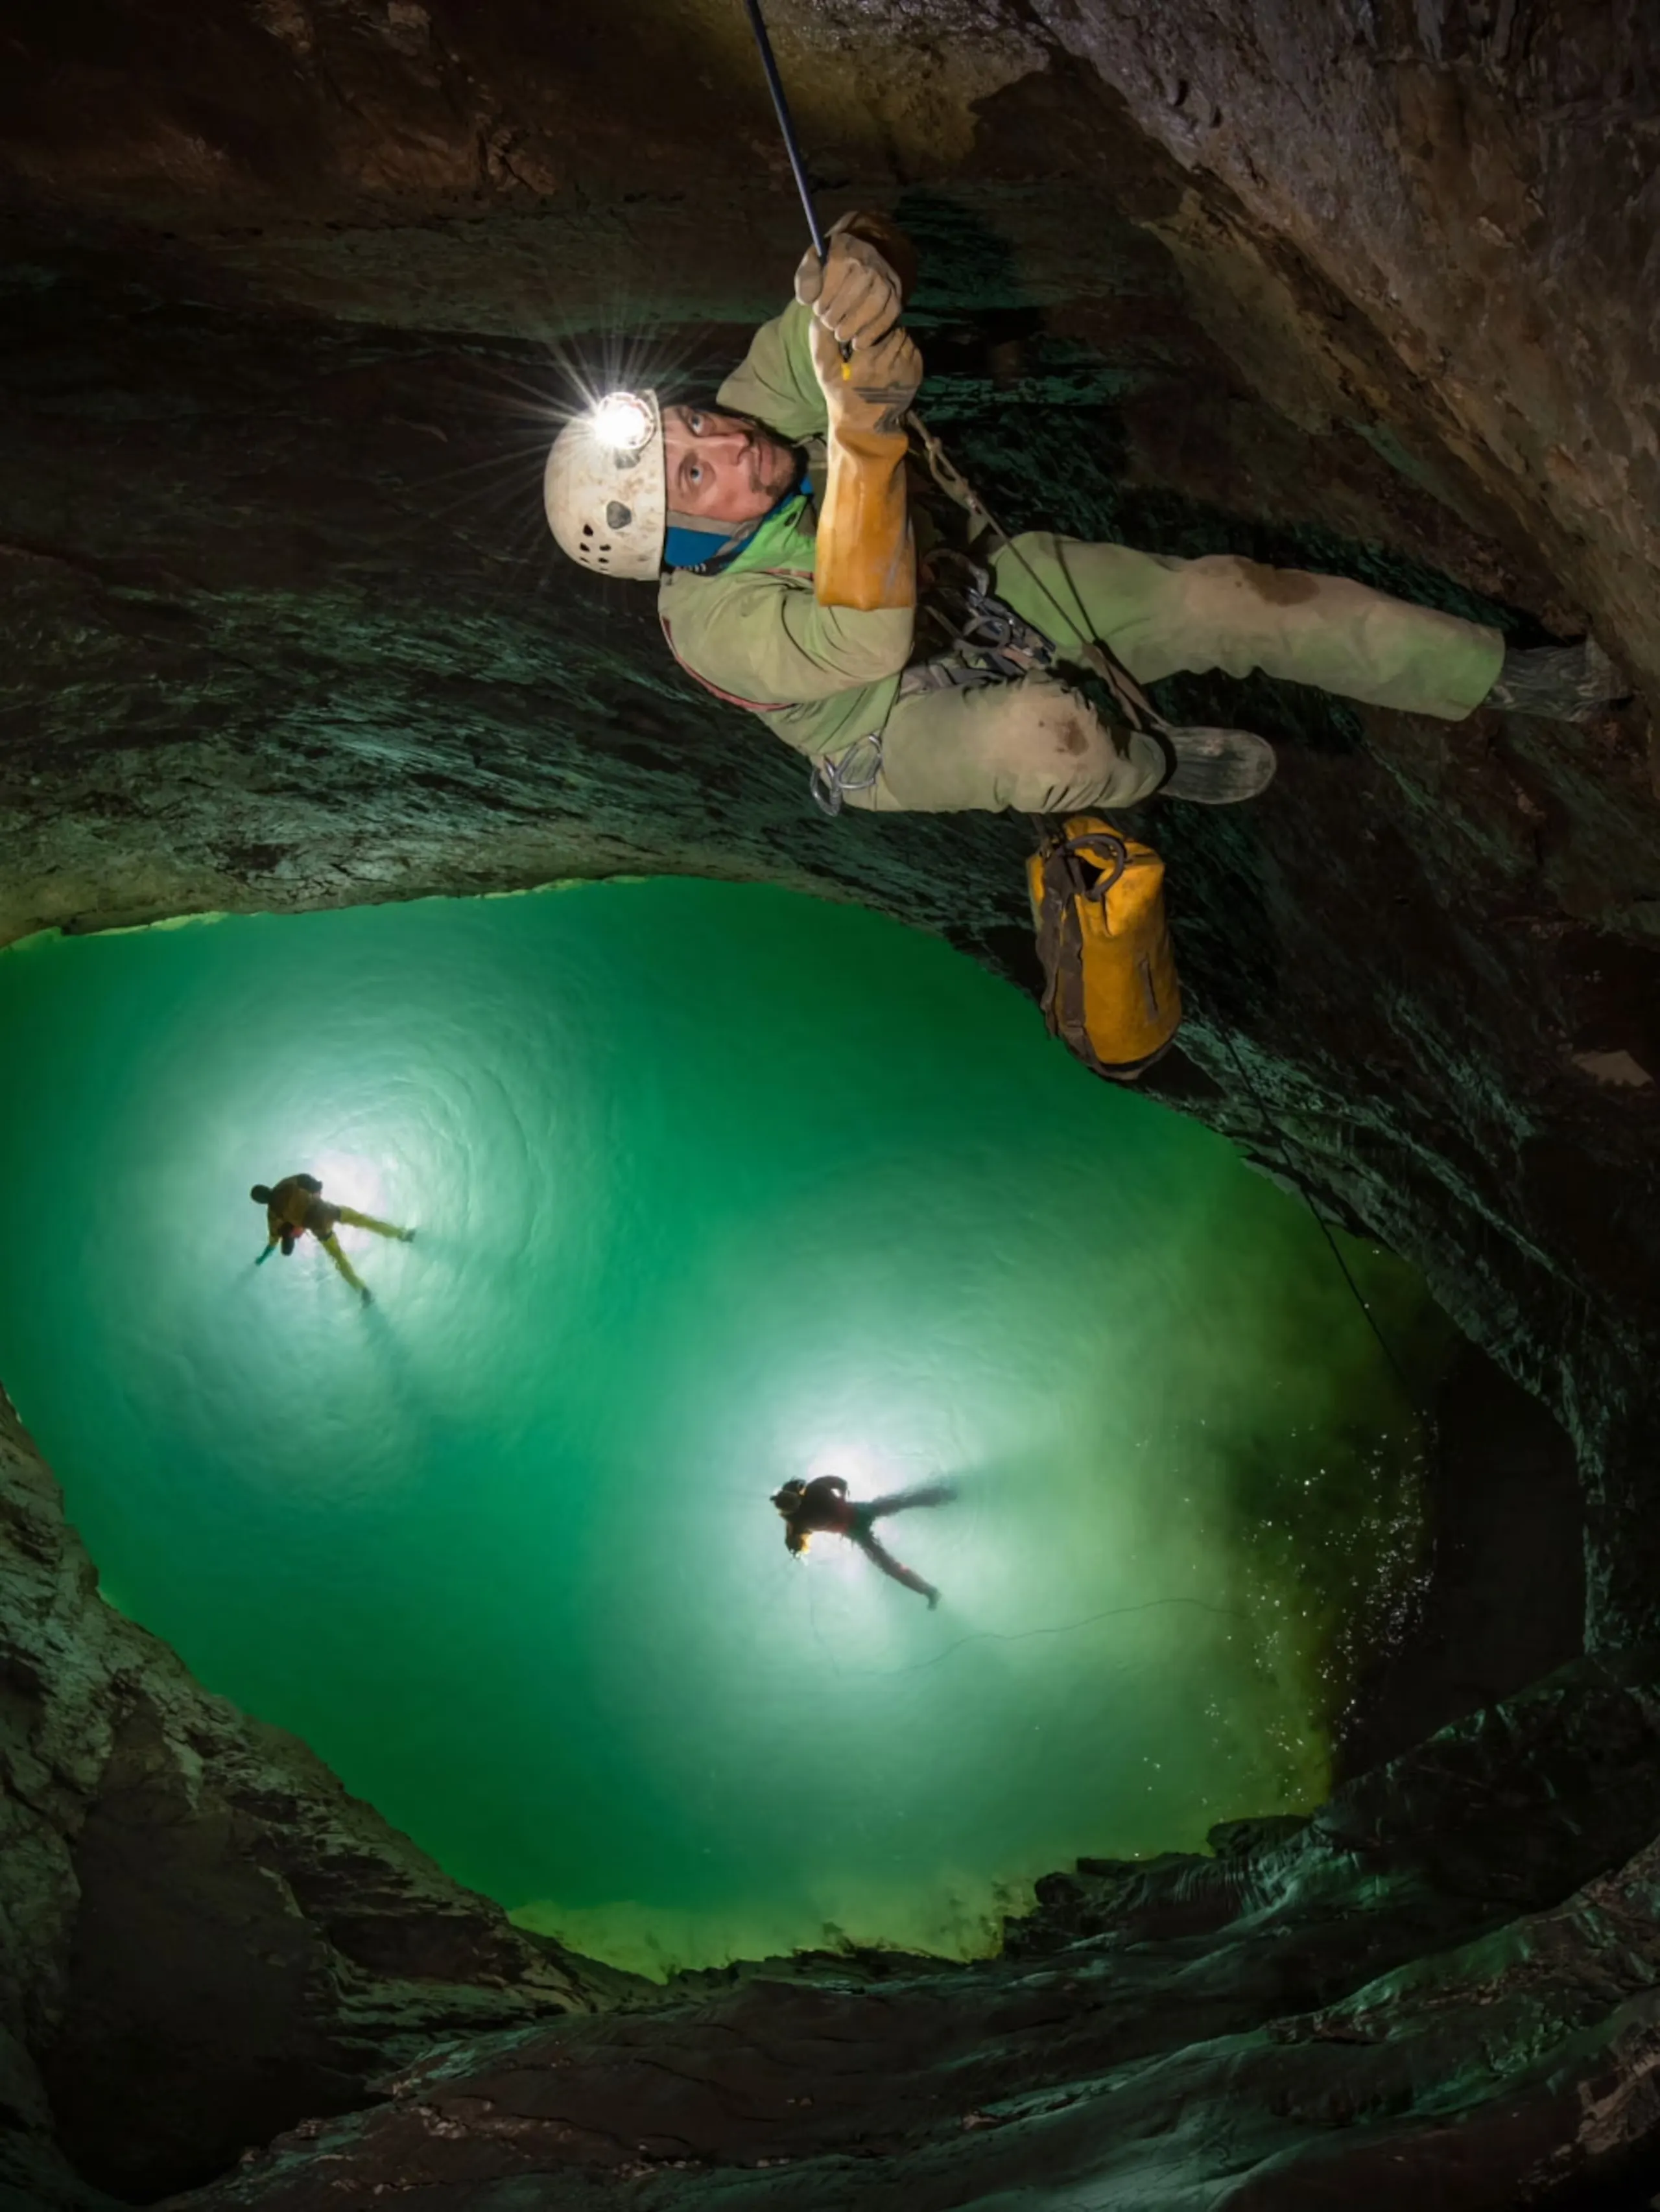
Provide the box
[169,1654,1660,2210]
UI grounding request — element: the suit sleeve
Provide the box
[717,301,828,443]
[673,569,912,705]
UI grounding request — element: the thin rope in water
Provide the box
[1210,1019,1431,1431]
[805,1571,1252,1680]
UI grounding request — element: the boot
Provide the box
[1156,725,1278,805]
[1484,638,1628,724]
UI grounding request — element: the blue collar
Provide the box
[662,469,814,576]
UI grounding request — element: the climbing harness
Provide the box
[905,550,1059,690]
[802,384,1279,817]
[805,562,1059,814]
[905,416,1167,741]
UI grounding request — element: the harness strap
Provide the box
[906,411,1167,742]
[907,552,1059,693]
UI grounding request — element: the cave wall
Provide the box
[0,1392,628,2208]
[2,1,1660,2204]
[163,1653,1660,2211]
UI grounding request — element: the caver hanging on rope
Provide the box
[532,0,1530,1408]
[737,1,915,616]
[538,4,1620,828]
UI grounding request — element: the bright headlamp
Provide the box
[589,391,655,456]
[545,387,665,580]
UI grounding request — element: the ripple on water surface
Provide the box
[0,880,1434,1974]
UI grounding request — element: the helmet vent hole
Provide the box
[580,523,594,538]
[606,500,632,530]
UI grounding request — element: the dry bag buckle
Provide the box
[810,731,884,818]
[1060,829,1128,900]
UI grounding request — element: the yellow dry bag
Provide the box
[1026,816,1181,1081]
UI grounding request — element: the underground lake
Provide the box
[0,877,1443,1975]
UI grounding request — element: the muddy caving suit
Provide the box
[778,1474,953,1605]
[658,300,1507,814]
[263,1173,405,1297]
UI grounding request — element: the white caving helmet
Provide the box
[543,390,665,580]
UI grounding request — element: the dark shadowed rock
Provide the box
[161,1658,1660,2209]
[0,1394,630,2206]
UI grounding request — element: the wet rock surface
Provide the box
[163,1658,1660,2210]
[0,1394,628,2209]
[2,1,1659,2204]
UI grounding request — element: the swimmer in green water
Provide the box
[771,1474,953,1607]
[252,1173,414,1306]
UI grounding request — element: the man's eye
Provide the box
[688,412,705,434]
[687,462,703,486]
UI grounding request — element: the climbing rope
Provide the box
[901,418,1429,1425]
[805,1568,1253,1682]
[740,0,827,259]
[1210,1020,1432,1432]
[905,414,1168,746]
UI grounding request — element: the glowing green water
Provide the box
[0,882,1432,1975]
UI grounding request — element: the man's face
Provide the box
[660,404,799,526]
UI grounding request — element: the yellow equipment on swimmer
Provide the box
[1027,817,1181,1082]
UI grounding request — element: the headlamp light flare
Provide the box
[589,391,655,457]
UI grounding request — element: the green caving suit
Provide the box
[657,301,1507,815]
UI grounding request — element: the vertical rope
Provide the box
[1212,1020,1432,1433]
[739,0,828,260]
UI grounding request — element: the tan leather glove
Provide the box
[811,320,922,613]
[796,243,899,349]
[794,211,913,346]
[810,318,922,434]
[794,211,916,300]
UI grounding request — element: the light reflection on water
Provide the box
[0,880,1435,1975]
